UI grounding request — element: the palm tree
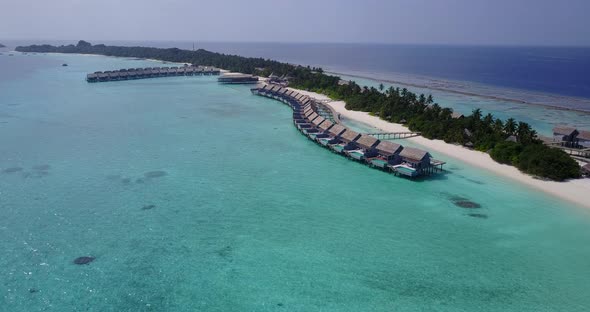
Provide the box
[471,108,482,121]
[517,122,535,144]
[504,118,517,135]
[379,83,384,92]
[493,119,504,133]
[426,95,434,105]
[483,113,494,127]
[418,94,426,104]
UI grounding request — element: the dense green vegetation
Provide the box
[16,41,581,181]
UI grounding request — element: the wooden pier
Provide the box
[364,132,421,140]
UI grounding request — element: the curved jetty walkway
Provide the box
[252,84,445,178]
[86,65,220,82]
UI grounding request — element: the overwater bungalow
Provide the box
[330,129,361,153]
[96,72,107,82]
[311,116,325,127]
[305,117,326,138]
[108,72,120,80]
[86,73,98,82]
[295,111,317,129]
[306,112,320,124]
[392,147,432,177]
[317,124,346,146]
[345,134,380,160]
[218,73,259,84]
[310,120,335,141]
[318,120,334,132]
[304,109,315,119]
[369,141,403,169]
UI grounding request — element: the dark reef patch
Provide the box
[454,201,482,209]
[448,195,468,202]
[73,256,95,265]
[144,170,167,178]
[32,164,51,171]
[446,193,482,209]
[467,213,488,219]
[25,170,50,178]
[141,204,156,210]
[216,246,232,259]
[121,178,131,184]
[2,167,23,174]
[29,288,38,294]
[106,174,121,181]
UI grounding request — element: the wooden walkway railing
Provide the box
[363,132,421,140]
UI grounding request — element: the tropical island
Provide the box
[16,40,582,182]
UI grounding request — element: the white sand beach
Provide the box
[292,88,590,210]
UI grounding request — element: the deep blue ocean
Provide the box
[190,43,590,102]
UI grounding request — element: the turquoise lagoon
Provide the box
[1,53,590,311]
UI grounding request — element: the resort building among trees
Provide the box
[553,126,590,148]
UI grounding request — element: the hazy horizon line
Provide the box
[2,38,590,49]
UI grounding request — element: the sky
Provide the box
[1,0,589,46]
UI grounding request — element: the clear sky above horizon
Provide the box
[1,0,589,46]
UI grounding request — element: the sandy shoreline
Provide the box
[291,88,590,210]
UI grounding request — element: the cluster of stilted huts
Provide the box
[86,66,220,82]
[252,84,445,178]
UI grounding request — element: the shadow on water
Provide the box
[1,164,52,179]
[2,167,23,174]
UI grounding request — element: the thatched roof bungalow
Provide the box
[86,73,98,82]
[340,129,361,143]
[318,120,334,132]
[375,141,403,159]
[328,124,346,137]
[345,134,380,160]
[307,112,320,123]
[311,117,325,127]
[355,134,380,150]
[399,147,432,170]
